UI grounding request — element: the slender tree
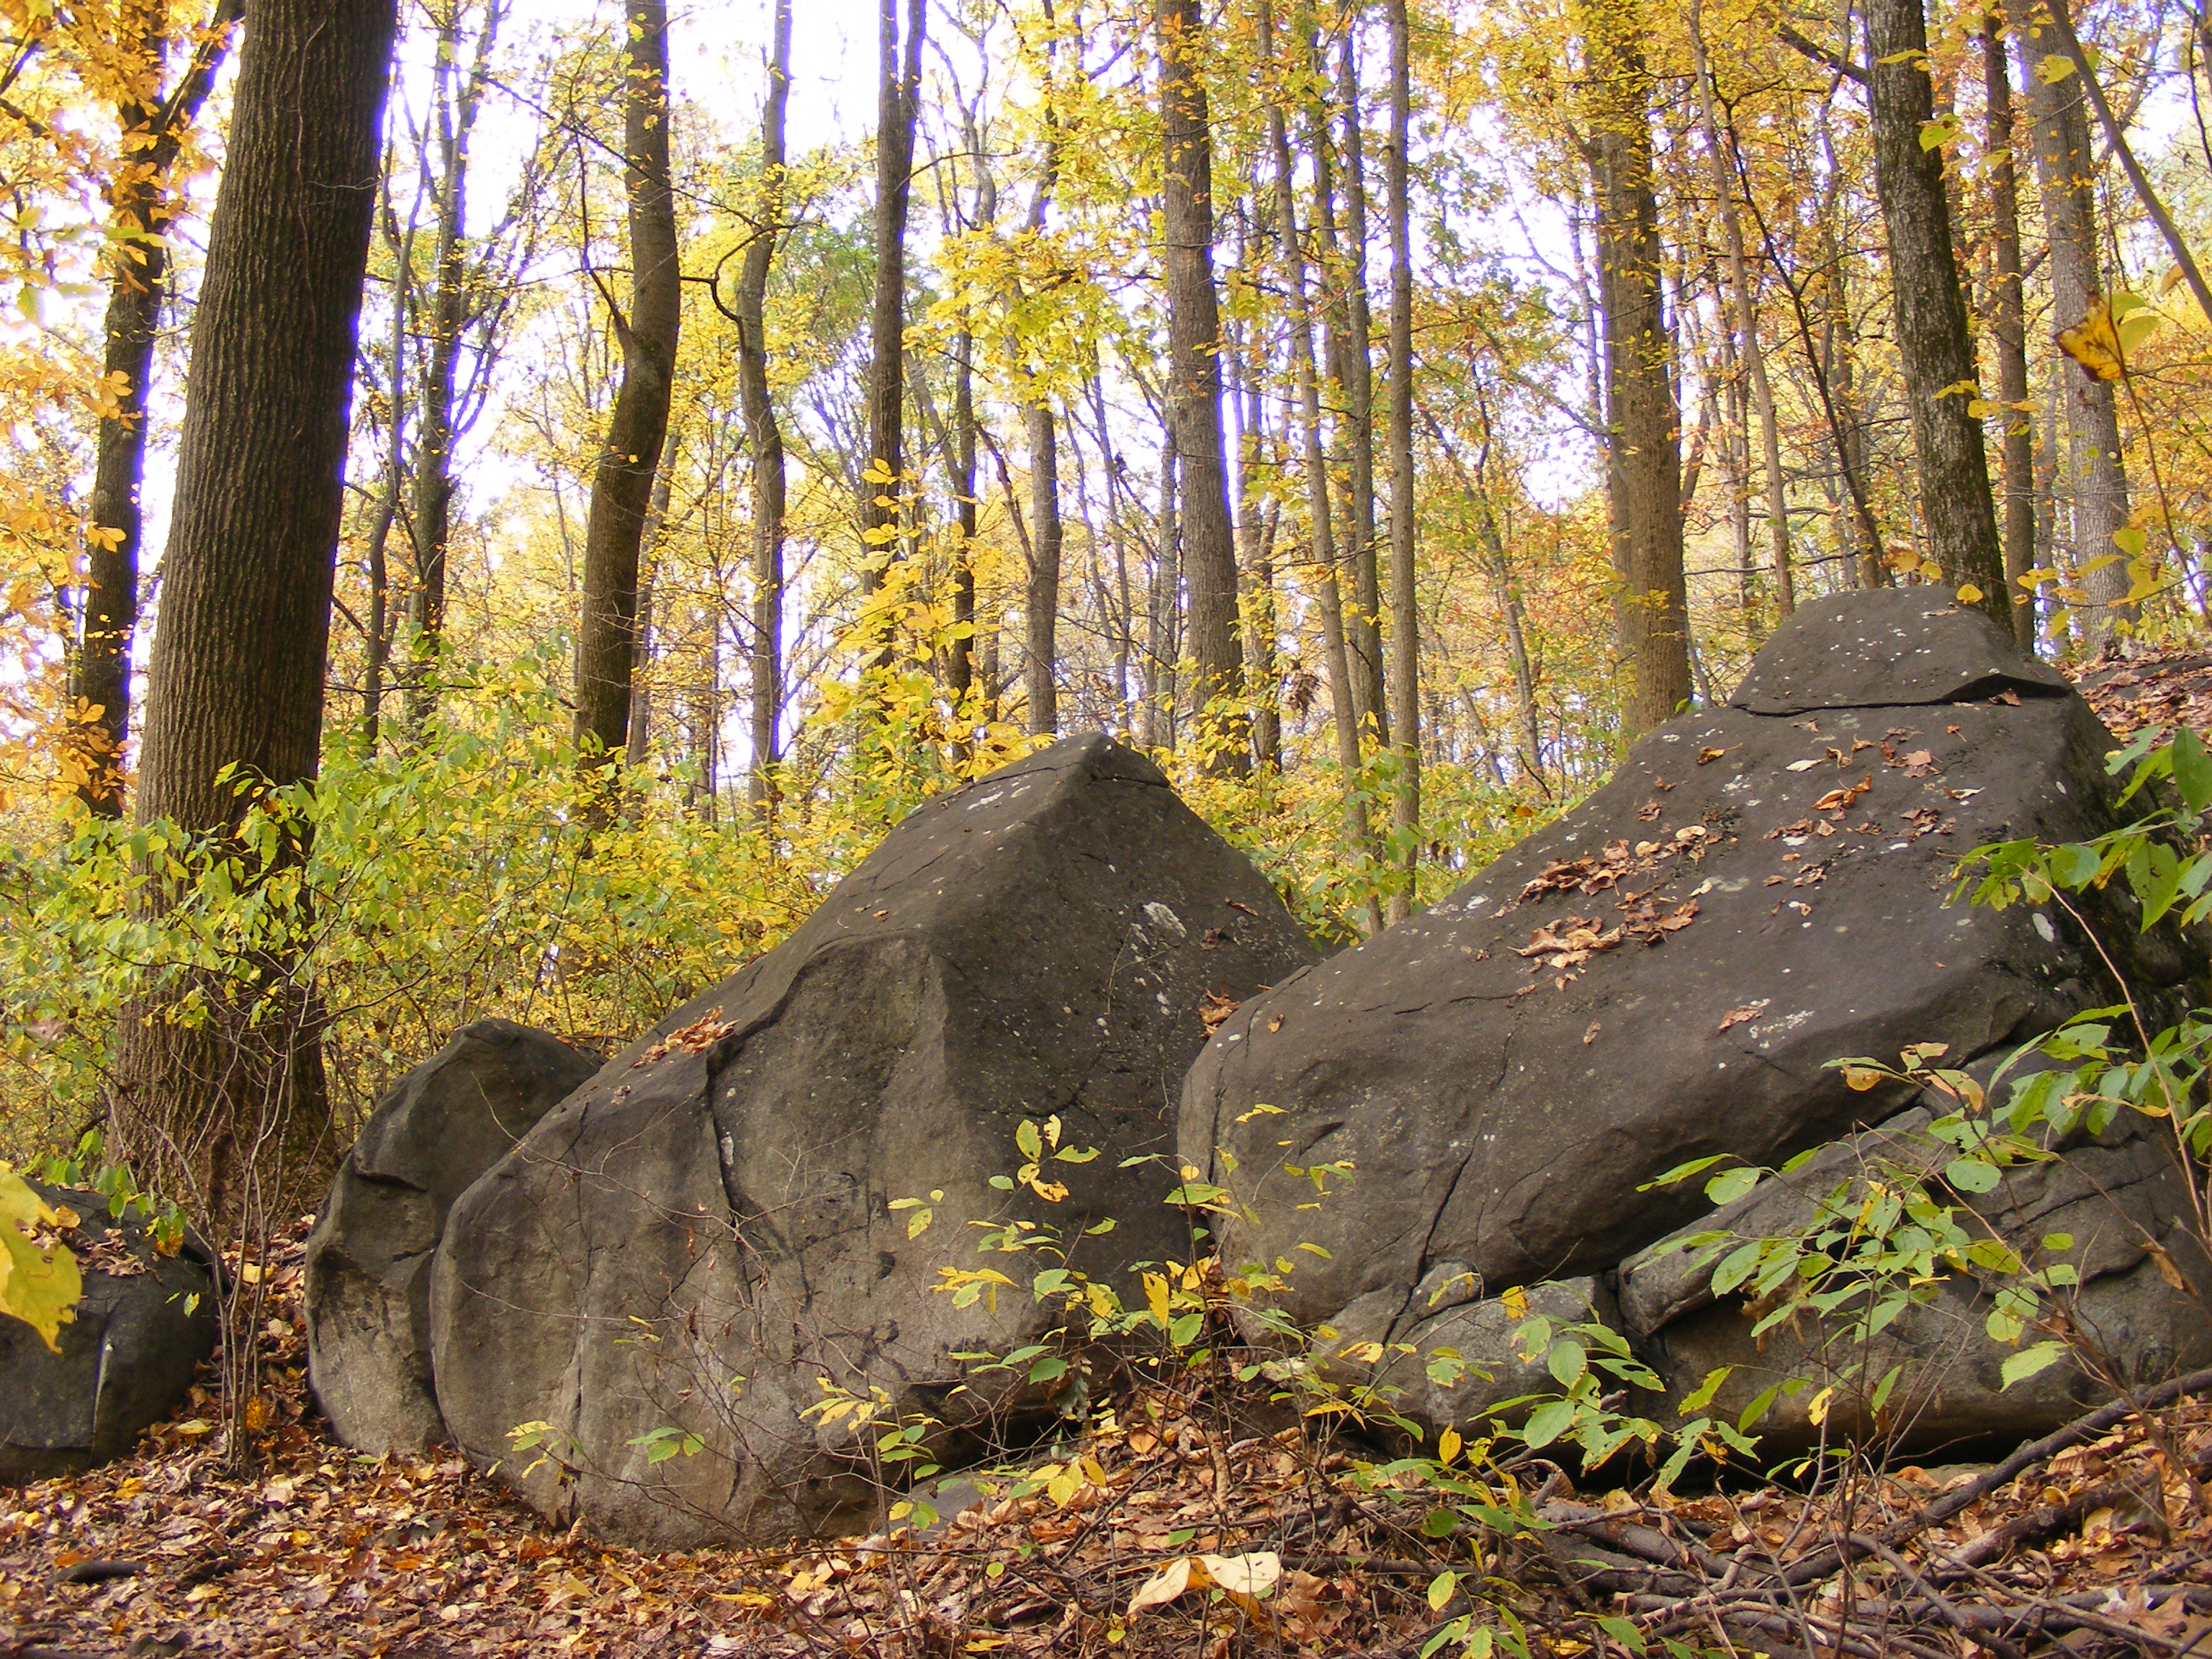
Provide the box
[1864,0,2008,619]
[1154,0,1243,763]
[1383,0,1419,918]
[736,0,791,808]
[1982,10,2036,647]
[405,0,504,732]
[572,0,682,763]
[114,0,400,1204]
[857,0,925,655]
[2009,0,2131,637]
[1264,0,1378,933]
[66,0,241,814]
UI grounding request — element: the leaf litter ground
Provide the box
[6,1220,2212,1657]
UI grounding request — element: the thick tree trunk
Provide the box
[1383,0,1419,920]
[1865,0,2008,619]
[857,0,925,653]
[572,0,680,763]
[1154,0,1243,763]
[740,0,791,809]
[68,0,240,814]
[1983,10,2036,649]
[114,0,397,1210]
[2009,0,2131,637]
[1576,0,1691,737]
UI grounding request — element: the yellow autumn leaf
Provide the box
[1437,1425,1463,1465]
[1501,1284,1531,1320]
[2059,298,2125,382]
[0,1170,81,1354]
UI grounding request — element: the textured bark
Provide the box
[1383,0,1419,919]
[1983,11,2036,649]
[624,427,678,768]
[2010,0,2131,637]
[739,0,791,809]
[1154,0,1243,762]
[68,0,240,814]
[1689,0,1791,615]
[361,184,412,750]
[1025,400,1063,735]
[856,0,925,639]
[572,0,680,761]
[1576,0,1690,736]
[1227,287,1280,768]
[1865,0,2008,619]
[115,0,398,1207]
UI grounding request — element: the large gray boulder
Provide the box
[305,1020,598,1453]
[1629,1107,2212,1448]
[1184,590,2196,1346]
[429,734,1319,1547]
[1,1184,217,1485]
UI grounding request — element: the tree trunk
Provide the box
[1324,31,1384,742]
[1689,0,1792,615]
[739,0,791,809]
[626,426,679,767]
[948,325,978,707]
[1864,0,2008,618]
[1266,0,1375,932]
[2010,0,2131,638]
[361,174,413,752]
[1227,300,1280,768]
[1575,0,1691,737]
[1154,0,1243,763]
[1982,9,2036,649]
[1383,0,1419,920]
[857,0,925,652]
[1143,413,1180,750]
[1025,399,1063,734]
[68,0,241,815]
[114,0,398,1210]
[572,0,681,763]
[405,0,500,735]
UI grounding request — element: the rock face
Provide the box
[306,1020,599,1454]
[1,1184,217,1484]
[1626,1107,2212,1448]
[1184,590,2198,1404]
[430,734,1318,1546]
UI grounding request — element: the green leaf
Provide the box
[2175,729,2212,815]
[1678,1366,1732,1415]
[1426,1569,1459,1611]
[1946,1156,2003,1195]
[1547,1339,1587,1388]
[1704,1165,1761,1205]
[2001,1340,2069,1388]
[1015,1119,1043,1160]
[1521,1398,1577,1449]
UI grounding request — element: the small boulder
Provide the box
[305,1020,598,1453]
[1635,1110,2212,1449]
[1184,590,2196,1347]
[1,1184,217,1485]
[430,734,1319,1546]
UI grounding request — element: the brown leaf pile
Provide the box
[9,1217,2212,1657]
[2077,647,2212,742]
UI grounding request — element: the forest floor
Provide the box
[4,1216,2211,1658]
[9,643,2212,1659]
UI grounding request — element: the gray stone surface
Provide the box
[0,1184,217,1485]
[305,1019,598,1454]
[1730,588,2071,714]
[1643,1112,2212,1449]
[429,733,1320,1547]
[1183,591,2195,1352]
